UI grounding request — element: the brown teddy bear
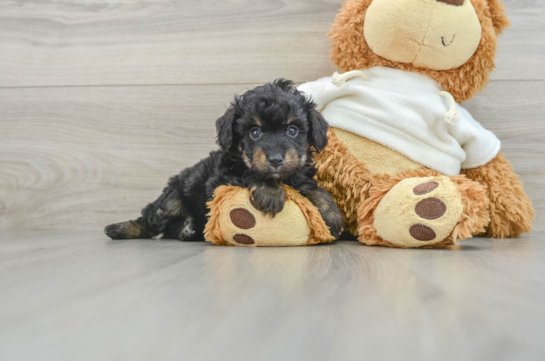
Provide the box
[205,0,534,248]
[299,0,534,248]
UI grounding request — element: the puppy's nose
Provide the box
[267,154,284,169]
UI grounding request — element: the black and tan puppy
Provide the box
[105,79,343,242]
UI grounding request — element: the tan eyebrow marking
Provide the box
[286,117,296,124]
[253,117,262,126]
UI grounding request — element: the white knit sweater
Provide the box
[298,67,500,176]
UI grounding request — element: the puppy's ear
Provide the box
[215,105,237,150]
[307,108,329,152]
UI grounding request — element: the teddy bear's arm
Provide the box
[461,153,534,238]
[314,129,375,235]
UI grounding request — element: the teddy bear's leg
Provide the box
[204,185,335,247]
[358,171,490,248]
[314,129,374,236]
[461,153,534,238]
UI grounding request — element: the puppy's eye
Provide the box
[250,127,262,140]
[287,125,299,137]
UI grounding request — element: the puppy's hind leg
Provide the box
[104,219,152,240]
[162,216,204,242]
[105,187,184,240]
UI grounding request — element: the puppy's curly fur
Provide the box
[105,79,343,242]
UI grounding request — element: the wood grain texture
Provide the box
[1,232,544,361]
[0,0,342,87]
[0,84,255,230]
[0,0,543,88]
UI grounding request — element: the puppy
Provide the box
[105,79,343,242]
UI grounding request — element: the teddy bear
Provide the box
[205,0,534,248]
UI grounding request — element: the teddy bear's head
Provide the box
[329,0,510,102]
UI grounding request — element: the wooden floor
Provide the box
[1,231,545,361]
[1,0,545,359]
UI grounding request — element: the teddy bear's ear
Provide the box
[486,0,511,35]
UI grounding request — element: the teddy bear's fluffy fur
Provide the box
[461,153,534,238]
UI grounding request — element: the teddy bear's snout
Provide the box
[363,0,481,71]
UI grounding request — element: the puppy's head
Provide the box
[216,79,328,180]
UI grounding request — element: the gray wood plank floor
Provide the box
[1,231,544,361]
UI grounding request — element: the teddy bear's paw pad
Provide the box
[229,209,257,245]
[374,176,464,248]
[414,198,447,220]
[409,224,436,242]
[233,234,255,245]
[413,181,439,195]
[230,208,256,230]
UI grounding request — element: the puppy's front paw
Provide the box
[250,185,286,217]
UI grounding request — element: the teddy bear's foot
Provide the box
[374,176,463,248]
[204,185,335,247]
[358,174,490,248]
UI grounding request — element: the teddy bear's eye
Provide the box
[250,127,262,140]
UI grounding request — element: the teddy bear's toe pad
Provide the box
[409,224,436,241]
[230,208,256,229]
[415,198,447,219]
[374,176,464,247]
[413,181,440,195]
[233,234,255,245]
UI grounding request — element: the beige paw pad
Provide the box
[374,176,464,248]
[205,185,335,247]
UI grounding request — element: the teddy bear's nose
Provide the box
[436,0,464,6]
